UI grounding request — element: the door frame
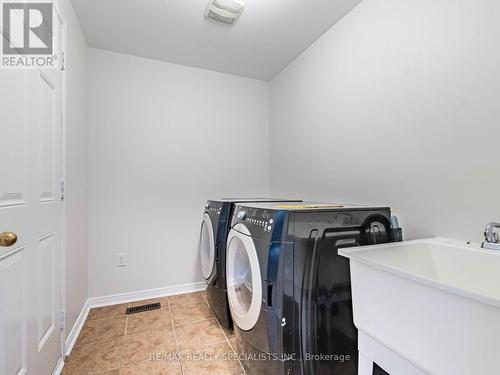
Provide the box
[48,0,68,368]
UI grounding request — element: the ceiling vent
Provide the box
[205,0,245,25]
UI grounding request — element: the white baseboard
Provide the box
[63,281,206,356]
[64,299,91,356]
[52,357,65,375]
[87,281,207,308]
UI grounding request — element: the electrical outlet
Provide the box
[117,252,126,267]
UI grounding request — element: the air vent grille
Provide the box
[126,302,161,315]
[205,0,245,25]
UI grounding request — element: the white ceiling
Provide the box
[71,0,361,80]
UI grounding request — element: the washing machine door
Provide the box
[199,213,215,279]
[226,224,262,331]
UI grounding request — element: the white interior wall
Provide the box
[269,0,500,242]
[87,48,269,297]
[56,0,89,341]
[81,0,500,300]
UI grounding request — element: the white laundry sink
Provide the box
[339,238,500,375]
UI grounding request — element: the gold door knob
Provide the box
[0,232,17,247]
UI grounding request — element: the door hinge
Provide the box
[60,309,66,331]
[60,181,65,201]
[61,52,66,71]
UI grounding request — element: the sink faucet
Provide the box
[482,222,500,251]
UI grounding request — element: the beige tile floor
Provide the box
[63,291,245,375]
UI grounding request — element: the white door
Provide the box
[199,213,215,279]
[0,10,64,375]
[226,224,262,331]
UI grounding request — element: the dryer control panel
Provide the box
[205,200,222,215]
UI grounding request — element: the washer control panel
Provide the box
[232,206,277,234]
